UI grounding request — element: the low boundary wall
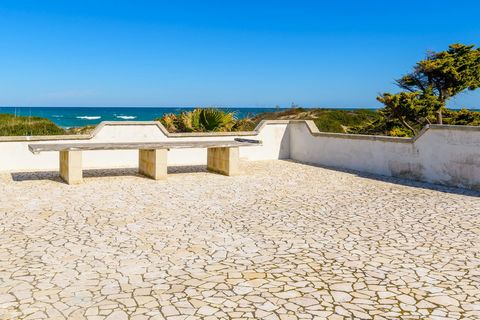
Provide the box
[0,121,290,171]
[289,121,480,191]
[0,120,479,190]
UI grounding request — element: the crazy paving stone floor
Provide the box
[0,160,479,320]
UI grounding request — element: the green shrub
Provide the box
[388,127,412,137]
[158,108,237,132]
[313,117,344,133]
[0,114,66,136]
[443,108,480,126]
[313,109,381,133]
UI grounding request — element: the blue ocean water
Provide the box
[0,106,287,128]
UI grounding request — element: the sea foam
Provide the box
[116,115,137,120]
[76,116,101,120]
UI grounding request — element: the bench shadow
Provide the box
[10,165,209,182]
[286,159,480,198]
[11,171,63,182]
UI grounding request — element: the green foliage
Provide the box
[442,108,480,126]
[231,118,256,131]
[199,108,235,131]
[0,114,66,136]
[65,125,96,135]
[395,43,480,123]
[327,109,380,125]
[349,120,405,136]
[253,108,381,133]
[351,108,480,137]
[377,92,431,135]
[372,43,480,135]
[158,108,239,133]
[251,107,306,120]
[313,109,381,133]
[314,117,344,133]
[158,107,383,134]
[398,44,480,102]
[387,127,412,137]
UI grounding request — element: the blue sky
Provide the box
[0,0,479,108]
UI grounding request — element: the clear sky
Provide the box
[0,0,479,108]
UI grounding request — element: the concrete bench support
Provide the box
[30,139,260,184]
[207,147,240,176]
[138,149,168,180]
[59,150,83,185]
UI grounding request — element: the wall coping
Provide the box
[291,120,412,143]
[290,120,480,143]
[0,119,478,143]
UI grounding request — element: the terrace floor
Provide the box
[0,160,479,320]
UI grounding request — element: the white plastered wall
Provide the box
[0,120,479,190]
[288,121,480,190]
[0,121,290,171]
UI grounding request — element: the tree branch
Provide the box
[400,117,417,136]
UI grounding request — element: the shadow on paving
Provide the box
[9,160,480,197]
[10,165,209,182]
[286,159,480,198]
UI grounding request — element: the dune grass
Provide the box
[252,108,382,133]
[0,114,66,136]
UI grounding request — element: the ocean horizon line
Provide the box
[0,105,380,109]
[2,105,478,109]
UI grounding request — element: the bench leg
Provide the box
[59,150,83,184]
[139,149,167,180]
[207,147,240,176]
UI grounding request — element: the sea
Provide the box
[0,106,288,128]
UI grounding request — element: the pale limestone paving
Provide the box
[0,160,479,320]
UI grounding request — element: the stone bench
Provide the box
[28,138,261,184]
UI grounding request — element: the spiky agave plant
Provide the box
[198,108,236,131]
[159,113,178,132]
[158,108,238,132]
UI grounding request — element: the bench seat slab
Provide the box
[207,147,240,176]
[139,149,167,180]
[60,150,83,185]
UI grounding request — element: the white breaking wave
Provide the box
[116,115,137,120]
[76,116,101,120]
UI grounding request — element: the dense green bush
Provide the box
[313,109,381,133]
[443,108,480,126]
[252,108,382,133]
[349,108,479,137]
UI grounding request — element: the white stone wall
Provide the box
[0,119,479,190]
[289,121,480,190]
[0,121,290,171]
